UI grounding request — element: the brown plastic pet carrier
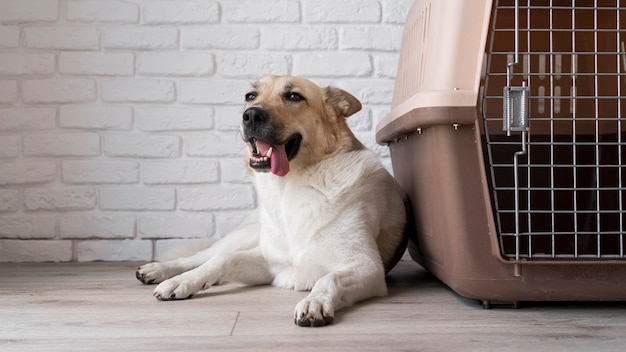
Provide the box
[377,0,626,306]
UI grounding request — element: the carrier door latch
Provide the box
[505,80,530,262]
[503,82,529,136]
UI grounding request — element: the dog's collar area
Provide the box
[248,134,302,177]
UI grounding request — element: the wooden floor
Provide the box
[1,260,625,352]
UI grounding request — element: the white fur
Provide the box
[137,148,403,326]
[137,76,407,327]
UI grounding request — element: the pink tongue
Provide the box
[255,139,290,176]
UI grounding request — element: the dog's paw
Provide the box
[153,275,204,301]
[294,296,334,327]
[136,262,173,285]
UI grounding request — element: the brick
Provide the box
[139,213,215,238]
[144,0,219,24]
[262,26,338,51]
[154,238,215,261]
[76,239,152,261]
[186,131,245,157]
[294,53,372,77]
[381,0,414,24]
[215,210,252,237]
[142,160,219,184]
[341,26,404,51]
[101,79,176,103]
[182,27,259,50]
[217,53,291,79]
[59,105,133,130]
[24,26,99,50]
[0,135,19,158]
[179,79,249,104]
[59,52,134,76]
[24,186,96,211]
[336,79,396,105]
[346,108,373,132]
[138,52,214,77]
[0,161,56,185]
[220,158,249,184]
[0,0,59,23]
[179,185,255,211]
[104,26,178,49]
[136,107,213,132]
[0,190,19,212]
[223,0,300,23]
[23,132,100,157]
[354,131,389,158]
[0,215,57,238]
[99,188,175,210]
[0,80,17,104]
[22,79,97,104]
[0,53,55,75]
[66,0,139,23]
[0,240,72,262]
[371,107,390,127]
[375,54,399,78]
[0,26,20,47]
[104,134,180,158]
[60,214,135,239]
[305,0,381,23]
[0,108,56,131]
[215,106,244,131]
[62,160,139,184]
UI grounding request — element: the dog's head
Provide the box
[242,76,363,177]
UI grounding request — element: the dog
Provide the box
[136,75,409,327]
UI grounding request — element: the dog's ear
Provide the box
[324,87,362,118]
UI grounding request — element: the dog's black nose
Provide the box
[243,107,268,129]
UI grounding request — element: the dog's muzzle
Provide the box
[242,107,302,177]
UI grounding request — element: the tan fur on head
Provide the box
[243,76,365,172]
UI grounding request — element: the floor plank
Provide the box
[1,261,625,351]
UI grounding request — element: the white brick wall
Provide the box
[0,0,412,262]
[0,0,59,23]
[22,78,97,103]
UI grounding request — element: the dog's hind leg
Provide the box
[136,210,261,284]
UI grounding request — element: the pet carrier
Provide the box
[377,0,626,305]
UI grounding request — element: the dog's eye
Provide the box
[245,92,257,102]
[285,92,305,103]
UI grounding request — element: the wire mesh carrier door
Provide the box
[482,0,626,262]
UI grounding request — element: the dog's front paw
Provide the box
[153,275,204,301]
[135,262,172,285]
[294,296,334,327]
